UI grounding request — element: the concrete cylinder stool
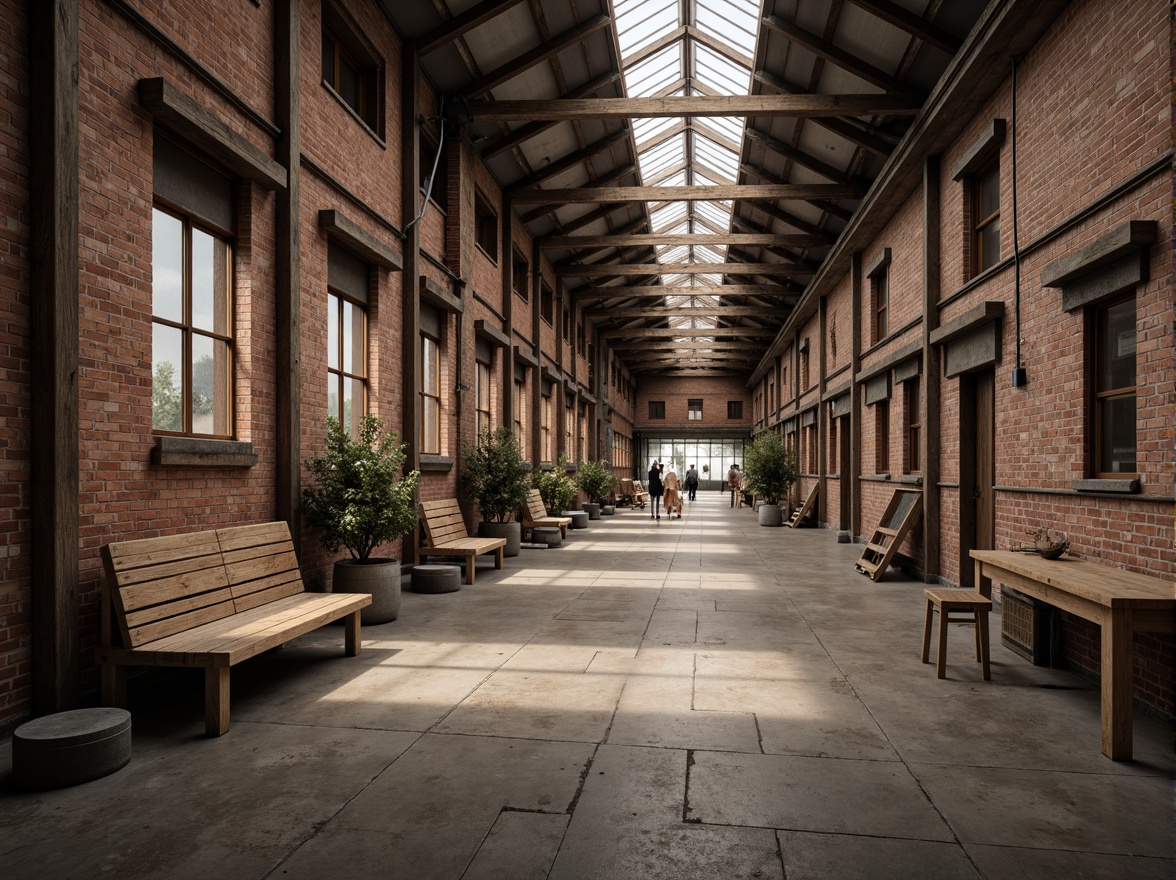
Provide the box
[601,505,616,516]
[13,707,132,790]
[411,564,462,594]
[567,510,589,529]
[531,526,562,548]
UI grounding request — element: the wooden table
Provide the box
[971,550,1175,760]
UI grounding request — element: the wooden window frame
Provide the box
[875,399,890,474]
[475,359,492,437]
[1092,294,1138,478]
[727,400,743,420]
[649,400,665,420]
[540,283,554,326]
[327,289,369,438]
[687,399,703,421]
[512,250,528,302]
[513,377,526,457]
[904,376,921,475]
[540,391,551,463]
[420,332,442,455]
[971,159,1001,276]
[871,270,889,344]
[151,204,235,439]
[474,193,498,261]
[320,18,382,137]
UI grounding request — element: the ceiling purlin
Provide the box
[479,71,622,158]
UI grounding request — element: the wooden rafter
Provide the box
[572,284,793,298]
[846,0,962,55]
[602,327,777,339]
[542,232,827,249]
[587,305,781,319]
[508,128,630,191]
[469,94,922,122]
[606,339,754,351]
[461,13,611,99]
[559,262,812,277]
[478,71,621,158]
[514,183,862,203]
[417,0,527,54]
[753,70,897,158]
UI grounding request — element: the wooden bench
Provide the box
[630,480,649,508]
[521,488,572,538]
[971,549,1176,761]
[98,522,370,737]
[416,498,507,585]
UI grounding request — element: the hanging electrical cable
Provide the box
[404,96,447,236]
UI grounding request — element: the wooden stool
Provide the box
[921,589,992,680]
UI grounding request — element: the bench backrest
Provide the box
[418,499,469,546]
[102,522,303,648]
[619,478,634,496]
[524,489,548,520]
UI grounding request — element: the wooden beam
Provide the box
[30,0,80,714]
[625,355,762,365]
[602,327,777,339]
[608,339,753,351]
[544,232,827,249]
[508,128,630,192]
[560,263,813,277]
[417,0,527,54]
[573,284,794,298]
[762,15,924,99]
[470,94,922,122]
[847,0,962,55]
[588,305,782,319]
[518,165,641,222]
[685,24,755,69]
[461,14,611,99]
[402,44,422,472]
[478,71,621,158]
[517,184,862,204]
[753,70,897,158]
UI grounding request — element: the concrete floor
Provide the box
[2,493,1173,879]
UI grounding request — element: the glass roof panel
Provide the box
[625,44,683,96]
[614,0,680,57]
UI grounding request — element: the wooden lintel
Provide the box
[515,183,863,204]
[318,209,403,270]
[470,94,922,122]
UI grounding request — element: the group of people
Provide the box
[646,460,700,521]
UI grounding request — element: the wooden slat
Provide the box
[118,565,232,614]
[222,548,301,584]
[216,521,293,551]
[125,598,238,647]
[230,569,303,601]
[105,531,223,572]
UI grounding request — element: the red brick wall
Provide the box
[635,375,752,431]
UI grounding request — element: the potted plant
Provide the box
[533,453,579,517]
[459,426,531,557]
[303,415,420,623]
[742,431,799,526]
[576,458,617,519]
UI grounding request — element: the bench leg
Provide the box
[205,667,230,737]
[344,610,361,656]
[101,663,127,708]
[920,599,934,664]
[465,557,476,585]
[978,610,991,681]
[935,607,948,679]
[494,547,504,570]
[1101,608,1133,760]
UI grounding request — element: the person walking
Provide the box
[648,459,664,521]
[663,465,683,518]
[727,463,741,508]
[684,464,699,501]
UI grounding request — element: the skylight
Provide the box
[612,0,758,333]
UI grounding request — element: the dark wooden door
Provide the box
[960,368,995,587]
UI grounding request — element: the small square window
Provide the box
[512,250,528,301]
[687,399,703,421]
[321,4,383,136]
[727,400,743,419]
[971,159,1001,275]
[871,271,888,344]
[649,400,665,419]
[475,193,497,260]
[540,284,554,325]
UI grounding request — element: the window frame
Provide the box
[326,288,369,439]
[971,158,1001,276]
[875,399,890,474]
[1092,294,1137,478]
[513,376,526,457]
[512,249,529,302]
[475,359,492,437]
[649,400,666,420]
[871,269,889,344]
[151,203,235,440]
[474,192,498,261]
[320,11,383,138]
[904,376,921,475]
[687,399,703,421]
[420,331,442,455]
[727,400,743,420]
[540,283,554,326]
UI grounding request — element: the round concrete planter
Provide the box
[477,520,521,557]
[757,504,782,527]
[601,505,616,516]
[566,510,590,529]
[411,564,461,594]
[531,526,562,547]
[583,502,601,520]
[13,708,132,790]
[334,558,401,624]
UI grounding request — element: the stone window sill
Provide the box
[151,437,257,468]
[419,455,454,473]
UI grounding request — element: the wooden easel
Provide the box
[855,488,922,581]
[785,484,818,528]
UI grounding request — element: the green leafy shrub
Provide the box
[576,458,617,504]
[302,415,420,560]
[459,426,531,522]
[533,453,578,513]
[742,431,799,506]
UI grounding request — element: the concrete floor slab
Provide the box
[687,751,954,840]
[777,830,981,880]
[462,810,570,880]
[966,844,1176,879]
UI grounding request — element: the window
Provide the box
[420,333,441,454]
[904,377,921,474]
[687,399,703,421]
[800,349,810,390]
[578,404,588,462]
[871,269,888,343]
[781,364,788,401]
[327,292,368,438]
[875,400,890,473]
[972,160,1000,274]
[727,400,743,419]
[649,400,665,420]
[577,321,586,356]
[540,386,552,463]
[1093,296,1136,476]
[540,283,554,325]
[321,6,381,134]
[828,412,839,473]
[476,360,491,437]
[565,400,573,458]
[152,206,233,437]
[562,307,571,343]
[512,250,528,301]
[513,374,526,457]
[475,193,497,260]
